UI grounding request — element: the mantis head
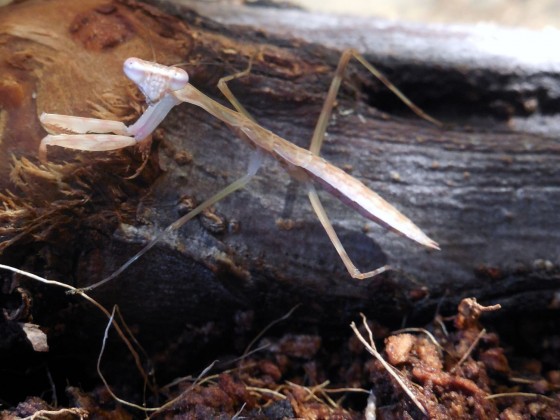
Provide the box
[123,57,189,105]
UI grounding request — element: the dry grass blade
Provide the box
[242,303,301,356]
[149,361,217,417]
[391,327,444,355]
[245,386,287,399]
[350,313,428,416]
[451,328,486,373]
[97,307,158,412]
[485,392,557,403]
[231,402,247,420]
[285,380,338,408]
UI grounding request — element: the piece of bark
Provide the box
[0,0,559,368]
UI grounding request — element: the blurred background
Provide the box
[260,0,559,28]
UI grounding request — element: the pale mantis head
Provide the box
[123,58,190,105]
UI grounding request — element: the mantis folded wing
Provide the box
[39,50,439,290]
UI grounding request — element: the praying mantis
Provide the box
[39,49,439,291]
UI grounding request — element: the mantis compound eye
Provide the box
[123,57,148,84]
[123,57,189,104]
[168,67,189,90]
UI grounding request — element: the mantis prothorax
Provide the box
[40,49,439,291]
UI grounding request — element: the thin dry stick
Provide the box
[229,343,271,365]
[317,388,340,410]
[309,382,339,409]
[112,305,156,405]
[160,360,237,391]
[286,380,337,408]
[245,386,287,399]
[149,361,217,418]
[485,392,556,403]
[24,408,88,420]
[391,327,444,354]
[508,376,540,385]
[231,402,247,420]
[242,303,301,357]
[97,308,215,414]
[97,307,158,412]
[0,264,155,407]
[451,328,486,373]
[167,360,258,391]
[160,374,198,392]
[350,313,428,416]
[322,387,369,394]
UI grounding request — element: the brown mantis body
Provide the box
[40,50,439,291]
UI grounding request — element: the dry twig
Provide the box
[350,313,428,416]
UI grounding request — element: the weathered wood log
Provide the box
[117,0,560,324]
[1,0,559,393]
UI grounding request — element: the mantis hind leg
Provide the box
[307,184,389,279]
[305,49,440,279]
[310,49,440,155]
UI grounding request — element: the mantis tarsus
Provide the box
[40,49,440,291]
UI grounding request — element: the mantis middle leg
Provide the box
[79,149,264,291]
